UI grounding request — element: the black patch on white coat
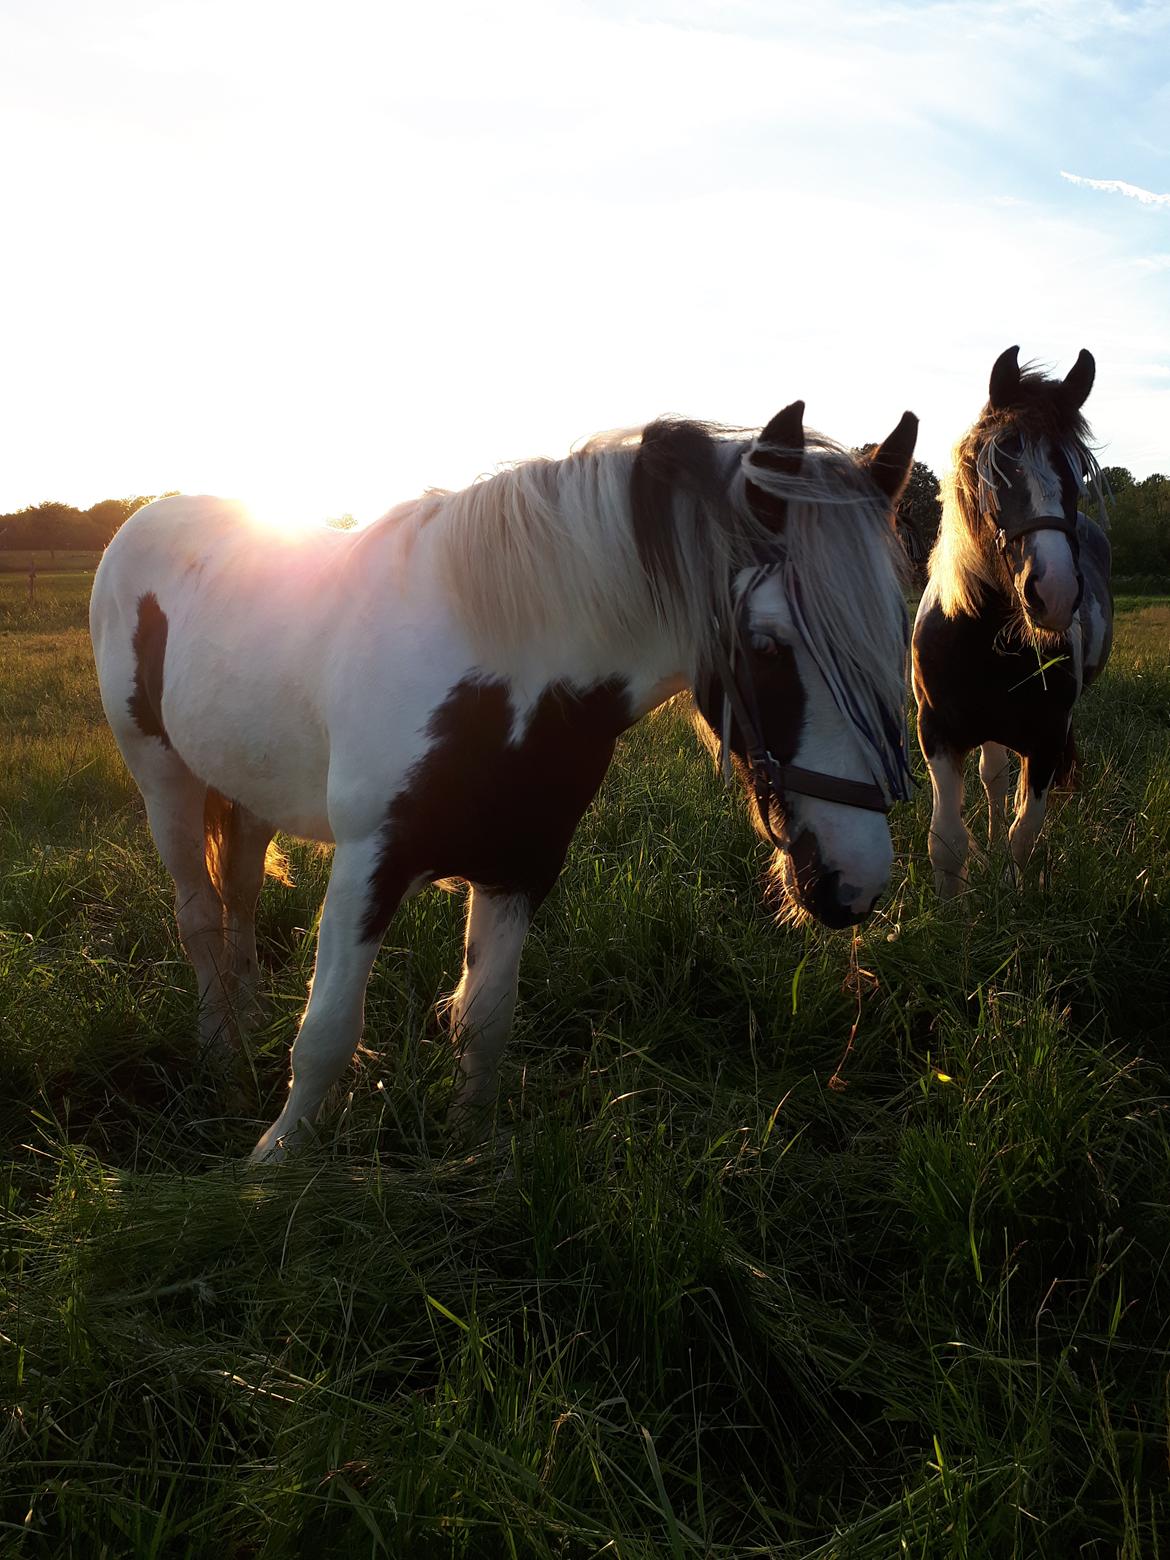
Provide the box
[128,592,171,748]
[362,678,634,942]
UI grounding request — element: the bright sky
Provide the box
[2,0,1167,522]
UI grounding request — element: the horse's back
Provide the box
[91,497,350,839]
[91,496,258,641]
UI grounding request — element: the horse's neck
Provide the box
[404,497,695,716]
[490,637,689,728]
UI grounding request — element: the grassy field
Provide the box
[2,572,1169,1557]
[0,551,103,575]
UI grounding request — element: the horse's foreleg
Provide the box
[924,746,971,898]
[1009,753,1055,879]
[979,742,1011,850]
[446,888,532,1143]
[251,837,399,1163]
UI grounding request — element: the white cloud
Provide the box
[1060,171,1170,208]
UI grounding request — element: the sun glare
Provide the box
[239,491,339,535]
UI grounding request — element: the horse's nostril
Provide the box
[805,870,872,928]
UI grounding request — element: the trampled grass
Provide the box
[1,582,1169,1556]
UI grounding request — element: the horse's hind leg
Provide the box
[446,887,532,1143]
[251,836,401,1163]
[979,743,1012,849]
[207,792,278,1027]
[127,746,234,1067]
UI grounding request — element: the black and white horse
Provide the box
[913,347,1112,896]
[90,403,917,1160]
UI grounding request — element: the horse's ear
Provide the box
[745,400,804,531]
[864,411,919,505]
[989,345,1021,411]
[754,400,805,476]
[1061,348,1095,409]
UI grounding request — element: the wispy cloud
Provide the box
[1060,170,1170,207]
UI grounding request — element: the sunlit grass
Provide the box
[1,584,1168,1555]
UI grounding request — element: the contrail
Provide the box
[1060,170,1170,207]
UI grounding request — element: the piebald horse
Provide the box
[90,404,918,1161]
[913,347,1112,896]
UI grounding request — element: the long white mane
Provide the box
[432,420,907,683]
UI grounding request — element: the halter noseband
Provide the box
[979,435,1083,568]
[991,508,1079,552]
[708,579,893,846]
[985,493,1084,620]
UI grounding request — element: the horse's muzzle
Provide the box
[786,828,885,928]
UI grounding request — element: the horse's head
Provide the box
[976,345,1097,633]
[692,402,918,928]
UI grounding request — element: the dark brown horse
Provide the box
[913,347,1112,896]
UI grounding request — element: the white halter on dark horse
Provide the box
[913,347,1113,897]
[90,403,918,1160]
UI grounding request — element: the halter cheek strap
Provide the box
[989,510,1084,615]
[707,626,892,837]
[992,509,1079,550]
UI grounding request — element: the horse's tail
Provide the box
[203,787,293,901]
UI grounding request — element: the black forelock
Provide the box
[630,419,729,603]
[955,366,1096,534]
[976,365,1093,452]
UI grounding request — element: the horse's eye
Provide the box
[749,631,782,655]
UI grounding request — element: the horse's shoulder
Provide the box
[911,582,960,651]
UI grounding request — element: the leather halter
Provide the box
[708,609,891,850]
[991,508,1079,552]
[986,497,1084,617]
[981,438,1083,558]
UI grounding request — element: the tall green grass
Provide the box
[1,586,1168,1555]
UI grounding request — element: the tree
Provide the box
[83,497,155,546]
[0,494,163,552]
[1099,467,1170,579]
[895,460,942,571]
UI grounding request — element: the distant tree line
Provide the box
[2,466,1168,582]
[1098,467,1170,579]
[0,496,360,556]
[0,496,162,553]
